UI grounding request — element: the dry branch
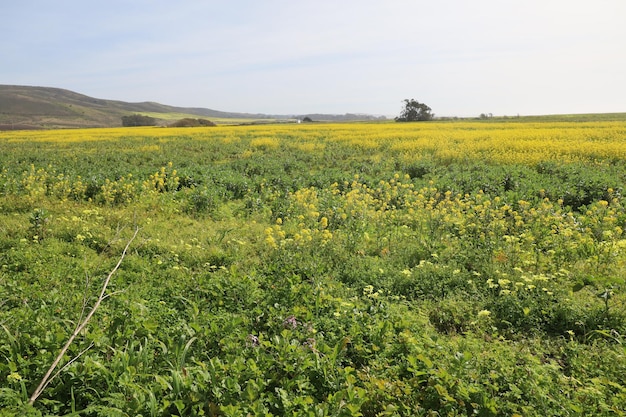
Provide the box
[28,227,139,406]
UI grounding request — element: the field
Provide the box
[1,120,626,416]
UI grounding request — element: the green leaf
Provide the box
[173,399,185,414]
[416,354,433,369]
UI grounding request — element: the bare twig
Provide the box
[38,342,94,397]
[101,290,126,301]
[28,227,139,406]
[76,260,91,329]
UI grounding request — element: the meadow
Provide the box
[1,120,626,416]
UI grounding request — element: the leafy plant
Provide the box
[2,120,626,415]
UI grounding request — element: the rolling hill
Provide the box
[0,85,387,130]
[0,85,282,129]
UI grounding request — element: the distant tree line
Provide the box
[168,118,216,127]
[121,114,157,127]
[121,114,216,127]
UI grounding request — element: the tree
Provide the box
[168,118,216,127]
[395,99,434,122]
[121,114,157,127]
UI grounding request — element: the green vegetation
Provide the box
[121,114,158,127]
[168,118,217,128]
[395,99,434,122]
[0,85,281,129]
[0,85,382,130]
[1,122,626,416]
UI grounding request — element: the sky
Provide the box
[3,0,626,117]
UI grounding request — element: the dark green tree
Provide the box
[395,99,434,122]
[121,114,157,127]
[168,118,216,127]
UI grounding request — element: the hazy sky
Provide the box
[3,0,625,117]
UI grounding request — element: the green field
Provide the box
[1,121,626,416]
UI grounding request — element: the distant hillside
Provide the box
[0,85,386,130]
[0,85,282,129]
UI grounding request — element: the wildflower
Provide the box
[304,338,317,350]
[283,315,298,329]
[247,334,260,347]
[7,372,22,382]
[264,228,278,249]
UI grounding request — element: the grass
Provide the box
[1,120,626,416]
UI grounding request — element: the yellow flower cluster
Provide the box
[264,186,335,250]
[4,120,626,166]
[11,162,182,206]
[483,268,573,298]
[18,165,88,202]
[250,136,280,150]
[265,172,624,278]
[101,174,136,205]
[142,162,179,193]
